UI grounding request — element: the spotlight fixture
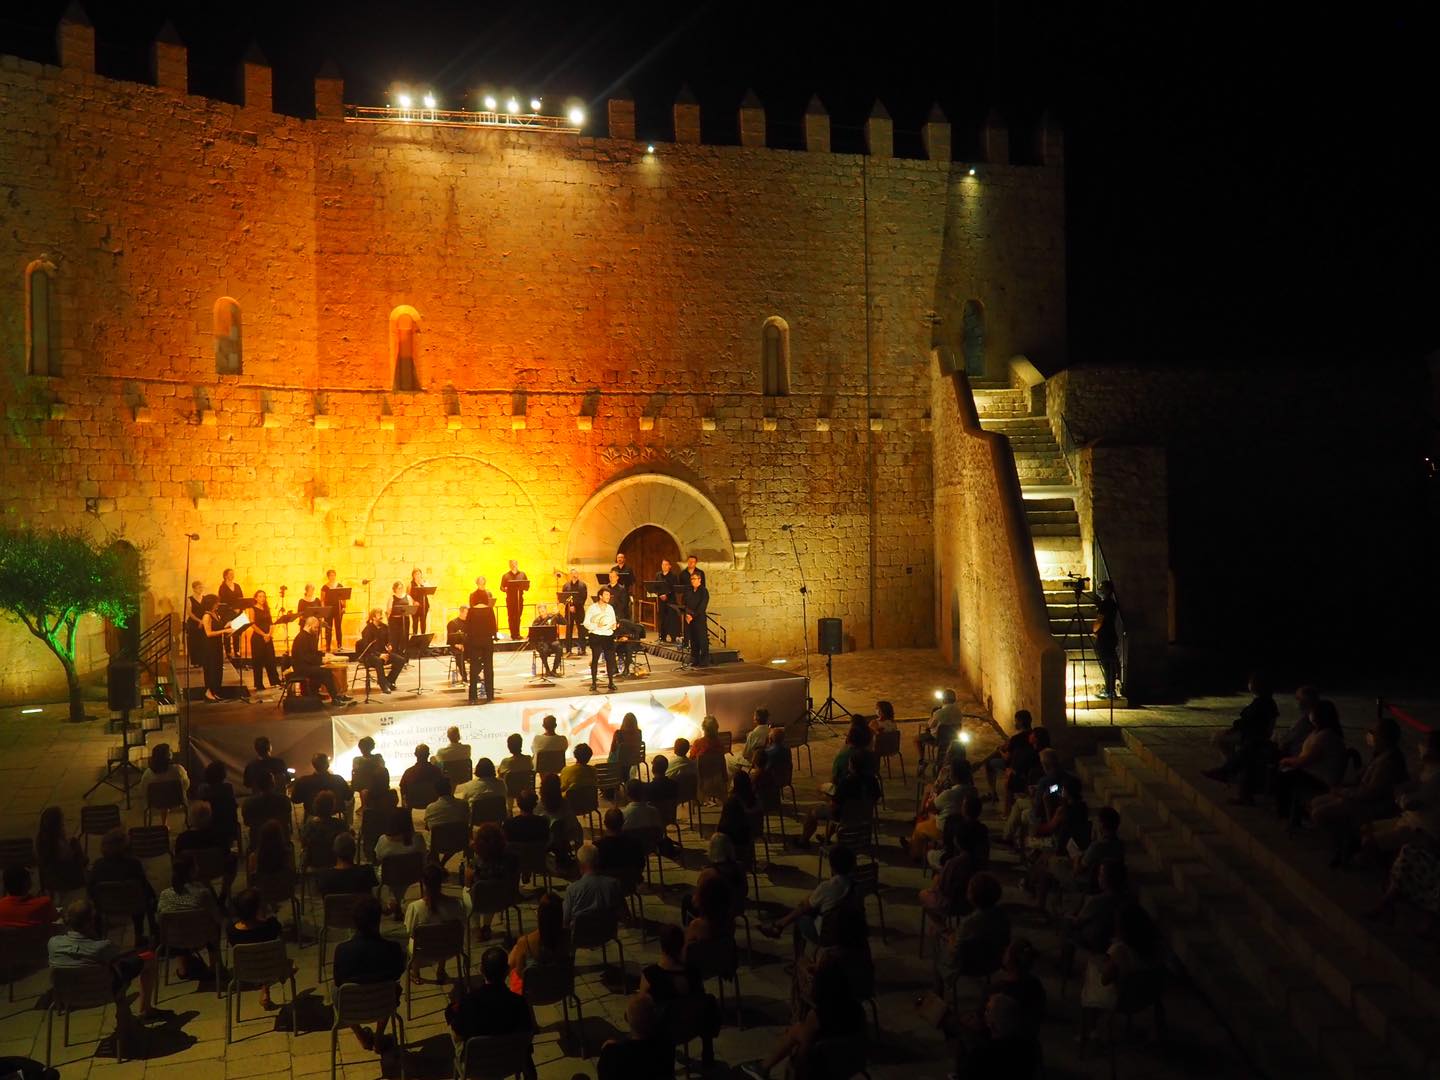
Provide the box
[568,105,586,127]
[483,95,497,110]
[21,707,42,715]
[530,97,542,111]
[968,167,977,176]
[646,144,655,153]
[506,98,520,114]
[397,92,412,109]
[958,730,972,744]
[423,93,436,109]
[933,689,944,701]
[769,657,788,665]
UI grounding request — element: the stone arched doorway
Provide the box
[618,525,682,626]
[567,473,745,576]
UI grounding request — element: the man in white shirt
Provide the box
[620,779,662,831]
[424,777,470,828]
[583,586,618,693]
[919,688,964,757]
[758,844,857,952]
[434,726,472,765]
[531,714,569,756]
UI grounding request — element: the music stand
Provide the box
[527,622,559,686]
[613,568,635,592]
[327,587,353,646]
[406,632,435,696]
[353,635,381,704]
[593,574,609,588]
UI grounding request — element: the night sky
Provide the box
[5,1,1438,373]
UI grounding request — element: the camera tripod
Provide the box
[1062,573,1093,724]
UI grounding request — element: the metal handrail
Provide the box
[136,613,172,680]
[1090,537,1127,698]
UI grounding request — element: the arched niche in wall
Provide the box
[567,473,744,573]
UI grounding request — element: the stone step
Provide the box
[1024,497,1076,512]
[1028,523,1081,538]
[969,377,1014,391]
[1098,745,1440,1072]
[981,416,1050,430]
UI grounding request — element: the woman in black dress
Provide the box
[198,594,231,701]
[185,580,206,666]
[296,583,323,630]
[408,567,430,636]
[249,589,281,690]
[217,568,244,657]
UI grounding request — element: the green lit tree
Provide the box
[0,525,141,721]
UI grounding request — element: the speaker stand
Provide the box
[809,652,851,734]
[86,708,142,808]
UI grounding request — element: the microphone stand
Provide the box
[784,525,829,735]
[179,533,195,773]
[354,636,380,704]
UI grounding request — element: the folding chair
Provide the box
[851,855,888,944]
[226,939,296,1045]
[874,729,906,781]
[46,965,127,1068]
[407,920,468,1019]
[430,821,471,870]
[0,837,35,871]
[534,750,566,777]
[79,804,123,856]
[674,770,700,831]
[454,1032,536,1079]
[522,959,586,1057]
[565,784,601,838]
[93,879,148,947]
[127,825,172,862]
[145,779,186,828]
[0,922,57,1002]
[569,907,626,986]
[773,749,800,815]
[469,794,508,827]
[697,752,728,807]
[656,798,684,858]
[331,980,406,1079]
[629,825,666,889]
[253,868,304,942]
[157,907,222,1001]
[442,758,474,788]
[604,866,647,938]
[507,841,553,896]
[469,872,526,941]
[318,892,369,983]
[783,715,813,775]
[685,935,743,1028]
[380,851,426,909]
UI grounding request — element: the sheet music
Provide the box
[227,612,251,632]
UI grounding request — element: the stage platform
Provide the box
[188,650,808,779]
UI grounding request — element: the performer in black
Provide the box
[248,589,282,690]
[197,594,231,701]
[296,583,324,628]
[446,605,469,683]
[408,568,430,636]
[655,557,683,643]
[185,579,206,665]
[356,607,406,693]
[530,603,564,676]
[292,615,354,704]
[560,569,588,656]
[607,569,630,622]
[684,570,710,667]
[610,552,633,589]
[464,584,497,703]
[500,559,529,641]
[685,555,706,589]
[388,581,412,651]
[321,569,346,650]
[583,586,618,692]
[1093,579,1120,699]
[218,568,245,657]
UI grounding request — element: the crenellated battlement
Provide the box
[37,6,1061,167]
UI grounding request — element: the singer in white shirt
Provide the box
[583,586,618,693]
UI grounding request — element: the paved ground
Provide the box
[1,647,1430,1079]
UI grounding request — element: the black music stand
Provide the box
[593,574,609,588]
[528,622,559,686]
[406,631,435,696]
[354,635,382,704]
[327,587,353,647]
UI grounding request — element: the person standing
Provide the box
[217,568,245,658]
[610,552,633,591]
[500,559,529,641]
[584,586,619,693]
[296,583,324,628]
[561,569,588,656]
[248,589,281,690]
[684,571,710,668]
[465,581,498,704]
[321,568,347,650]
[656,557,682,644]
[685,556,706,590]
[1092,580,1120,699]
[607,569,630,623]
[408,568,431,637]
[198,594,233,701]
[388,581,412,652]
[185,579,206,666]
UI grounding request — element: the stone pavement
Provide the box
[5,648,1419,1079]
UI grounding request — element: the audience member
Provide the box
[226,887,286,1008]
[531,714,568,757]
[1030,803,1119,909]
[563,844,623,926]
[243,735,289,793]
[717,769,758,850]
[404,863,467,983]
[597,992,674,1078]
[918,688,962,758]
[1279,686,1321,758]
[1366,730,1440,856]
[596,808,645,876]
[1202,673,1279,801]
[507,891,565,993]
[829,720,874,793]
[760,844,858,951]
[621,779,661,831]
[333,895,406,1053]
[465,823,519,940]
[740,957,865,1080]
[797,903,873,1009]
[424,776,470,829]
[374,807,427,915]
[193,760,240,848]
[648,755,679,805]
[248,819,292,878]
[607,712,644,776]
[0,865,57,927]
[318,833,378,896]
[241,767,293,843]
[1079,903,1162,1046]
[300,790,349,861]
[446,946,536,1077]
[503,789,551,846]
[1274,699,1348,827]
[497,734,534,781]
[982,710,1037,808]
[87,827,157,942]
[988,938,1047,1031]
[456,758,507,804]
[683,833,747,928]
[434,725,472,764]
[291,753,352,818]
[919,795,989,921]
[669,739,695,784]
[800,751,880,847]
[1065,858,1129,960]
[869,699,899,737]
[640,923,718,1069]
[908,758,971,860]
[689,715,726,760]
[350,736,388,793]
[34,804,87,893]
[139,743,191,813]
[539,773,582,862]
[955,989,1041,1077]
[49,898,158,1051]
[936,872,1010,994]
[399,744,445,808]
[174,800,238,899]
[559,743,597,793]
[1311,714,1409,866]
[683,870,737,948]
[156,853,222,979]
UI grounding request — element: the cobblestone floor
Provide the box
[4,647,1420,1079]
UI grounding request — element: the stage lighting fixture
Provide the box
[21,707,42,714]
[934,689,944,701]
[646,144,655,154]
[423,93,436,109]
[958,730,972,744]
[507,98,520,114]
[483,95,498,110]
[968,167,977,176]
[568,105,586,126]
[769,657,787,665]
[397,93,412,109]
[530,98,542,111]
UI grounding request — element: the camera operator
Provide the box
[1091,579,1119,699]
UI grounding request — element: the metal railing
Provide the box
[135,613,173,683]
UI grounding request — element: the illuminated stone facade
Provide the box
[0,16,1066,705]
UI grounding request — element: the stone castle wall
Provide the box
[0,32,1066,705]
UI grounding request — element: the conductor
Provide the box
[466,579,497,704]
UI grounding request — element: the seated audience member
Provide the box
[174,800,238,899]
[648,755,679,805]
[434,725,472,764]
[242,768,293,842]
[399,744,446,808]
[248,819,292,878]
[1004,748,1073,848]
[597,992,674,1078]
[49,898,158,1049]
[717,769,758,850]
[936,872,1011,993]
[156,853,223,979]
[931,792,991,872]
[1274,699,1348,826]
[797,903,873,1009]
[989,937,1047,1031]
[800,752,881,847]
[607,712,645,773]
[909,759,972,860]
[683,833,747,927]
[497,734,534,782]
[1279,686,1321,758]
[424,776,470,829]
[559,743,598,793]
[563,843,624,925]
[456,758,508,804]
[596,808,645,876]
[740,956,865,1080]
[1030,803,1121,909]
[827,719,874,793]
[689,715,726,760]
[318,832,379,896]
[1065,858,1129,962]
[956,989,1042,1078]
[917,688,963,758]
[88,827,158,942]
[374,807,427,916]
[1202,673,1279,800]
[641,924,718,1069]
[621,779,662,831]
[1369,835,1440,927]
[669,739,695,784]
[464,823,518,940]
[404,864,467,983]
[503,789,551,846]
[1079,903,1163,1046]
[333,895,406,1053]
[683,871,737,948]
[760,844,858,950]
[226,887,287,1008]
[919,795,990,919]
[0,864,57,927]
[34,804,87,894]
[869,699,899,738]
[731,708,771,770]
[1311,714,1409,865]
[243,735,289,794]
[531,714,569,757]
[538,774,582,862]
[141,741,191,802]
[446,946,536,1077]
[300,790,349,858]
[291,753,352,820]
[507,891,565,993]
[982,709,1037,806]
[1366,729,1440,856]
[350,736,388,793]
[192,760,240,849]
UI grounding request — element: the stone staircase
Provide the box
[972,380,1120,708]
[1076,732,1440,1080]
